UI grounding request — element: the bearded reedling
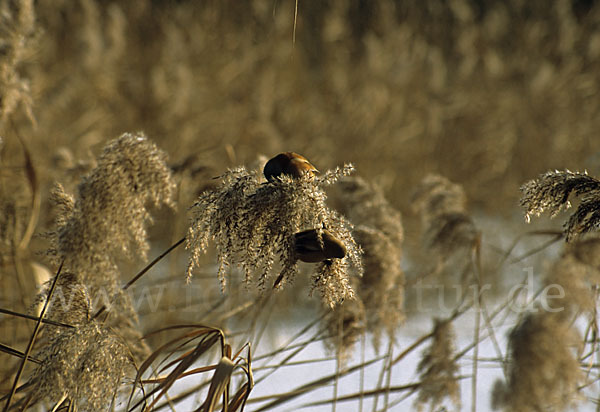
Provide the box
[294,228,346,263]
[263,152,319,182]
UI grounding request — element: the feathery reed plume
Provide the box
[186,163,362,308]
[570,235,600,270]
[0,0,36,128]
[9,269,134,410]
[33,272,90,339]
[46,133,176,361]
[335,176,404,245]
[412,174,478,259]
[492,312,581,411]
[27,321,134,411]
[49,133,176,268]
[412,174,479,283]
[520,170,600,240]
[334,176,404,347]
[544,238,600,316]
[353,225,404,348]
[415,318,460,411]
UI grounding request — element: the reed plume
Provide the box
[0,0,36,128]
[521,170,600,241]
[25,277,134,411]
[187,163,362,308]
[412,174,478,260]
[335,176,405,348]
[411,174,479,292]
[44,132,175,361]
[544,239,600,316]
[415,318,460,411]
[492,311,581,412]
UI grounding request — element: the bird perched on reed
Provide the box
[294,228,346,262]
[263,152,319,182]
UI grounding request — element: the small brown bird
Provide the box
[263,152,319,182]
[294,228,346,263]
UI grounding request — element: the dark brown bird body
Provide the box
[264,152,318,182]
[294,228,346,263]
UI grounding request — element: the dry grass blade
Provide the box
[143,325,222,340]
[141,365,217,384]
[371,339,393,412]
[128,328,223,411]
[152,328,227,375]
[195,356,236,412]
[231,347,253,412]
[157,347,209,376]
[152,357,253,412]
[3,260,63,412]
[251,316,326,387]
[143,343,252,412]
[472,240,507,381]
[227,381,252,412]
[151,383,213,412]
[150,328,224,375]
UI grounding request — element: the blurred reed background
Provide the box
[2,0,600,410]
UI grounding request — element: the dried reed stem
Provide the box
[3,260,63,412]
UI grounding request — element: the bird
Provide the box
[263,152,318,182]
[294,228,346,263]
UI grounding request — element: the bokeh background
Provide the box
[5,0,600,214]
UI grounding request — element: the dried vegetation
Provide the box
[1,0,600,411]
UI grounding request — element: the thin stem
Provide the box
[124,237,186,291]
[387,303,471,370]
[471,289,480,412]
[292,0,298,47]
[0,307,74,329]
[0,343,41,364]
[359,333,365,412]
[474,235,506,371]
[93,237,186,319]
[3,259,64,412]
[383,340,393,410]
